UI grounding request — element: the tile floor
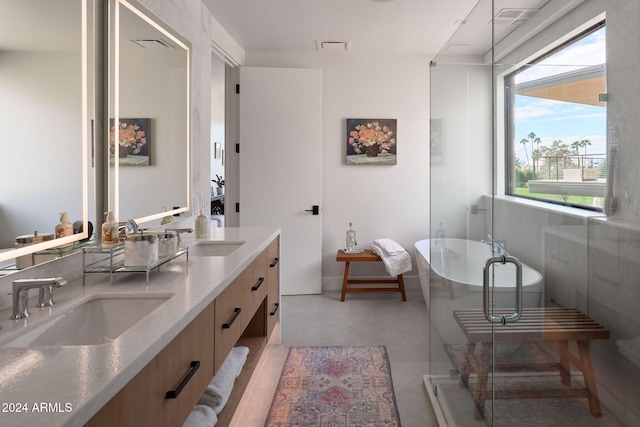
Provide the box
[231,289,436,427]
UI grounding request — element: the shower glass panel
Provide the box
[428,0,639,425]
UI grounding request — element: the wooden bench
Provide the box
[336,250,407,302]
[452,307,610,420]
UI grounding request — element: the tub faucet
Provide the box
[11,277,68,320]
[481,235,508,257]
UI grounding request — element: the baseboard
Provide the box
[322,275,420,291]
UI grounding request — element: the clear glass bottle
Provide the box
[346,222,357,252]
[195,207,208,238]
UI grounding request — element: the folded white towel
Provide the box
[182,404,217,427]
[198,346,249,415]
[371,240,412,276]
[373,238,407,255]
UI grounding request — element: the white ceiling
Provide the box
[201,0,553,58]
[201,0,481,56]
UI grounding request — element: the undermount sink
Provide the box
[1,293,173,347]
[189,241,244,257]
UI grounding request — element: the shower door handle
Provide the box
[482,255,522,324]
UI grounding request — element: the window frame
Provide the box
[504,21,606,212]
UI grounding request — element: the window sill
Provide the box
[491,195,606,219]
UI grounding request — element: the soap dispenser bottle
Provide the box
[195,207,208,238]
[55,212,73,239]
[346,222,357,253]
[101,211,120,247]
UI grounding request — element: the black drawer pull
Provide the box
[270,303,280,316]
[222,308,241,329]
[270,257,280,268]
[165,360,200,399]
[251,277,265,291]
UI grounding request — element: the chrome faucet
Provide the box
[11,277,68,319]
[166,228,193,247]
[481,234,508,257]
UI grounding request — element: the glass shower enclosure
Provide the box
[427,0,640,425]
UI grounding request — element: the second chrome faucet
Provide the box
[11,277,68,320]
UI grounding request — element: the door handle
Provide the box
[305,205,319,215]
[482,255,522,324]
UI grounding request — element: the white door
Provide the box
[239,67,322,295]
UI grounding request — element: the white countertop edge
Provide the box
[0,226,280,427]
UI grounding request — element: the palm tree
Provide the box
[571,139,592,169]
[527,132,541,177]
[520,138,530,170]
[570,140,582,168]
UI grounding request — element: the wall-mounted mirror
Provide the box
[0,0,94,270]
[108,0,190,225]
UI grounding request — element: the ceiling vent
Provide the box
[491,8,538,26]
[315,40,351,52]
[129,39,174,49]
[443,44,475,55]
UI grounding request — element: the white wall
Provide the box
[244,52,430,288]
[117,48,189,220]
[0,52,84,247]
[429,63,493,241]
[210,56,225,191]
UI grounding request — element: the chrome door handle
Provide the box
[483,255,522,324]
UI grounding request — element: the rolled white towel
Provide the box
[198,346,249,415]
[373,238,407,255]
[182,404,217,427]
[371,240,412,276]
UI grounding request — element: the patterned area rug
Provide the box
[265,346,401,426]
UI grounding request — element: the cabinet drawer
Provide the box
[87,303,215,427]
[214,271,250,372]
[267,278,280,338]
[267,236,280,291]
[248,249,268,313]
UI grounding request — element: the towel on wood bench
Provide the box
[371,239,412,276]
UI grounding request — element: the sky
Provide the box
[513,26,606,166]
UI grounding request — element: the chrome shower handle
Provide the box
[483,255,522,325]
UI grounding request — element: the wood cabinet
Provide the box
[87,303,215,427]
[266,237,280,337]
[87,235,280,427]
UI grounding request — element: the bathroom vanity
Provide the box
[0,227,280,427]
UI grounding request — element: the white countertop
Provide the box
[0,226,280,427]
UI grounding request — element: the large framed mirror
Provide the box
[108,0,190,226]
[0,0,94,270]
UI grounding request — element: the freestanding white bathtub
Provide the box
[414,238,543,308]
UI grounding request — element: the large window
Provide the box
[505,23,606,210]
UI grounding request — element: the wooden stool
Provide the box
[453,308,610,420]
[336,249,407,302]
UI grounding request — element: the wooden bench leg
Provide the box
[473,344,490,420]
[445,278,455,299]
[458,343,474,388]
[340,261,350,301]
[558,340,572,385]
[398,274,407,301]
[577,340,602,417]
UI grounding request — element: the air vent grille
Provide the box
[130,39,174,49]
[315,40,351,52]
[492,8,538,25]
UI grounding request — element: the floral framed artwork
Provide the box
[109,118,150,166]
[346,118,397,165]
